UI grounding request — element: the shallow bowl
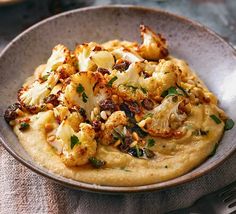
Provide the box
[0,5,235,193]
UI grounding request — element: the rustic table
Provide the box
[0,1,235,213]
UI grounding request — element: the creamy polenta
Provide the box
[5,25,234,186]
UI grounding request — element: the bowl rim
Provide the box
[0,4,235,194]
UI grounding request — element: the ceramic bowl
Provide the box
[0,5,235,193]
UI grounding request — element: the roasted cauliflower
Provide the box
[53,120,97,166]
[138,96,187,137]
[137,25,168,60]
[63,71,111,119]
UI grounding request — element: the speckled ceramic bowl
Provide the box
[0,5,235,193]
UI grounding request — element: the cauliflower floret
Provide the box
[75,42,114,71]
[54,120,97,166]
[108,62,148,100]
[138,96,187,138]
[143,59,178,98]
[41,44,74,78]
[99,111,128,145]
[18,73,59,112]
[137,25,168,60]
[63,71,111,119]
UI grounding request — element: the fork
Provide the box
[166,181,236,214]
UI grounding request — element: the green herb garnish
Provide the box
[144,148,155,158]
[107,76,118,87]
[192,129,209,136]
[41,74,49,81]
[89,157,106,168]
[19,122,29,131]
[76,83,85,93]
[177,84,189,97]
[209,144,218,157]
[70,135,80,149]
[135,145,142,158]
[147,138,155,147]
[82,92,88,103]
[140,87,147,94]
[224,118,234,131]
[210,114,221,124]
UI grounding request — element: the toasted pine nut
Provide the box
[46,103,54,110]
[45,123,53,132]
[16,109,24,117]
[100,111,107,120]
[93,107,100,115]
[47,135,56,142]
[101,123,105,131]
[91,111,95,121]
[130,141,138,147]
[113,139,121,147]
[138,120,146,128]
[9,120,16,126]
[106,110,111,116]
[132,132,139,141]
[111,94,119,104]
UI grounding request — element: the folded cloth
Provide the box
[0,145,235,214]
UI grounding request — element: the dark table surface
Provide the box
[0,1,235,213]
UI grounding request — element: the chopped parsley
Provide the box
[224,118,234,131]
[209,144,218,157]
[147,138,155,147]
[76,84,88,103]
[161,86,186,98]
[76,83,85,93]
[210,114,221,124]
[82,92,88,103]
[41,74,49,81]
[19,122,29,131]
[107,76,118,87]
[89,157,106,168]
[70,135,80,149]
[140,87,147,94]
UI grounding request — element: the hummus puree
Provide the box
[14,104,224,186]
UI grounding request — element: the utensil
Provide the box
[0,5,236,193]
[167,181,236,214]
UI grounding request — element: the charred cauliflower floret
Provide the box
[18,44,75,112]
[137,25,168,61]
[63,71,111,119]
[99,111,128,145]
[18,73,59,112]
[143,59,178,98]
[108,62,148,100]
[138,96,187,138]
[41,44,75,78]
[53,120,97,166]
[75,42,114,71]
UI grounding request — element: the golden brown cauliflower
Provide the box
[137,25,168,60]
[99,111,128,145]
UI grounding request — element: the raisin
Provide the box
[125,101,140,114]
[79,108,87,119]
[92,120,101,132]
[141,98,154,110]
[113,60,130,71]
[99,99,116,112]
[97,67,110,75]
[44,94,59,106]
[128,147,144,158]
[120,103,134,118]
[4,103,22,123]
